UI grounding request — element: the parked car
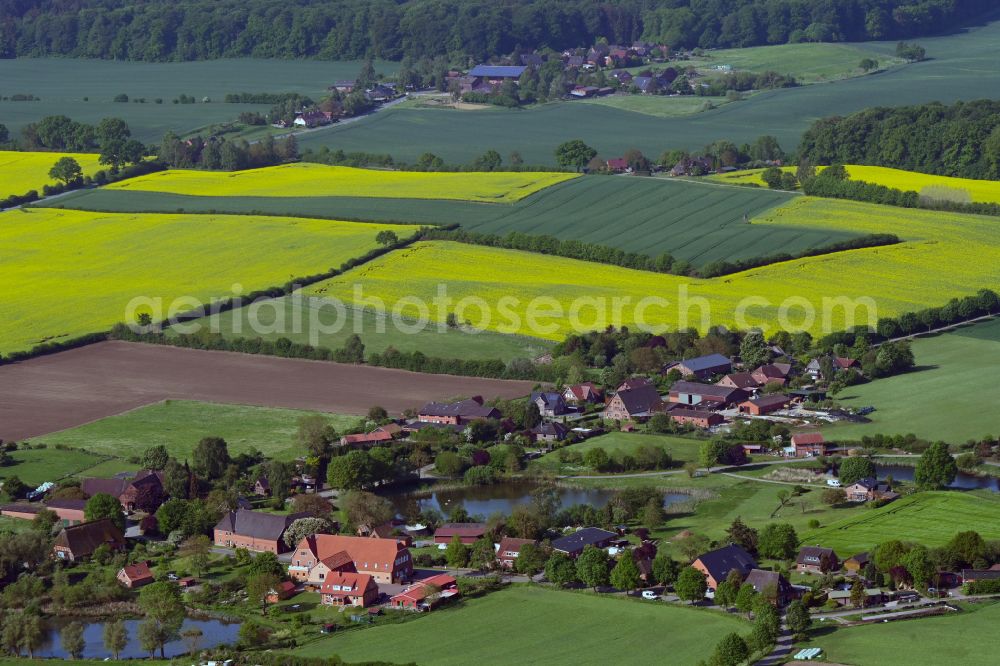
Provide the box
[641,590,660,600]
[826,478,842,487]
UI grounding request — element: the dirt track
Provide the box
[0,341,539,441]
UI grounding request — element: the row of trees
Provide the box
[20,115,144,172]
[159,132,297,171]
[2,0,989,61]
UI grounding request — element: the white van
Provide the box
[826,478,841,487]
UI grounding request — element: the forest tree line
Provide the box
[0,0,992,61]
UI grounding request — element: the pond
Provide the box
[388,482,691,518]
[876,464,999,492]
[35,617,240,659]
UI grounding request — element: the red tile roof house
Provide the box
[117,561,155,589]
[338,424,403,448]
[563,382,604,405]
[321,572,378,608]
[717,372,760,390]
[751,363,792,386]
[417,397,500,425]
[390,573,460,611]
[665,405,724,428]
[82,470,167,513]
[790,432,832,457]
[289,534,413,586]
[605,157,629,173]
[738,394,791,416]
[213,509,311,554]
[604,383,663,422]
[691,544,757,590]
[796,546,839,574]
[434,523,487,545]
[53,518,126,562]
[496,537,537,569]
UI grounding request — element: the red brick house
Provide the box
[417,397,500,425]
[339,424,403,447]
[790,432,832,457]
[289,534,412,585]
[667,406,723,428]
[81,470,166,513]
[692,544,757,590]
[844,478,899,503]
[744,568,795,606]
[117,561,155,589]
[738,394,791,416]
[796,546,839,574]
[717,372,759,390]
[605,384,663,421]
[434,523,487,545]
[390,574,460,611]
[320,572,378,607]
[53,519,125,562]
[751,363,792,386]
[496,537,537,569]
[213,509,311,554]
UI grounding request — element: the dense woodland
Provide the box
[799,100,1000,180]
[0,0,992,61]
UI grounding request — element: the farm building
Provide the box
[790,432,832,457]
[844,478,899,503]
[739,394,791,416]
[844,552,869,574]
[213,509,310,554]
[668,381,748,408]
[81,470,166,513]
[751,363,792,386]
[339,423,402,447]
[53,519,125,562]
[531,421,568,443]
[1,498,86,526]
[434,523,487,545]
[390,574,460,611]
[718,372,759,390]
[418,397,500,425]
[532,391,569,417]
[563,382,603,405]
[605,384,663,421]
[666,405,723,428]
[692,544,757,590]
[267,581,297,603]
[674,353,732,379]
[552,527,616,558]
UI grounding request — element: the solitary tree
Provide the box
[554,139,597,172]
[84,493,125,531]
[178,534,212,576]
[712,632,749,666]
[138,581,185,657]
[48,156,83,185]
[103,619,128,659]
[915,441,958,489]
[786,599,811,635]
[839,456,876,486]
[19,615,43,659]
[192,437,230,480]
[735,583,758,618]
[739,329,770,369]
[375,230,399,247]
[675,566,708,603]
[850,578,866,608]
[61,621,85,660]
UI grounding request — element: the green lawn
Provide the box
[824,317,1000,443]
[800,491,1000,554]
[27,400,362,461]
[0,447,114,486]
[533,432,705,474]
[293,585,745,665]
[809,600,1000,666]
[164,296,551,362]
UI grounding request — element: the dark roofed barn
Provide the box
[552,527,616,557]
[214,509,311,554]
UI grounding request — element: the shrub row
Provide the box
[1,159,165,211]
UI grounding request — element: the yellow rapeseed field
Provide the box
[0,150,103,200]
[710,165,1000,203]
[0,208,412,354]
[303,197,1000,340]
[107,163,577,203]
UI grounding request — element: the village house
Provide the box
[604,157,629,173]
[293,110,333,128]
[81,470,166,513]
[338,423,403,447]
[496,537,537,569]
[213,509,310,554]
[796,546,839,574]
[670,156,714,177]
[117,560,155,589]
[551,527,616,558]
[844,552,870,574]
[253,476,271,497]
[790,432,833,457]
[532,391,569,417]
[563,382,604,405]
[417,397,500,426]
[390,573,460,611]
[331,80,356,93]
[738,394,791,416]
[828,588,884,607]
[674,353,732,379]
[751,363,792,386]
[605,383,663,421]
[718,372,759,390]
[806,356,861,380]
[290,533,413,586]
[531,421,568,443]
[666,405,724,428]
[434,523,487,545]
[744,569,795,606]
[844,478,899,503]
[668,381,748,408]
[321,572,378,607]
[53,519,126,562]
[961,566,1000,584]
[266,581,297,603]
[692,544,757,590]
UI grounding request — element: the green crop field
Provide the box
[299,19,1000,164]
[577,94,731,118]
[0,447,115,486]
[27,400,361,461]
[302,196,1000,340]
[800,492,1000,554]
[293,585,744,665]
[824,318,1000,443]
[167,296,551,362]
[0,57,396,143]
[0,207,411,354]
[532,432,705,474]
[106,163,577,203]
[0,150,103,199]
[810,600,1000,666]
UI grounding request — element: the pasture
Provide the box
[298,18,1000,164]
[27,400,360,461]
[577,94,730,118]
[809,600,1000,666]
[0,150,102,199]
[0,207,411,353]
[106,163,577,203]
[694,42,900,84]
[532,432,704,474]
[824,317,1000,443]
[302,196,1000,340]
[800,491,1000,554]
[167,296,551,362]
[0,57,395,143]
[292,585,744,665]
[0,447,113,487]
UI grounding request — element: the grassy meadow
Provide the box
[0,207,411,353]
[106,163,577,203]
[167,296,551,362]
[800,491,1000,554]
[532,432,705,474]
[824,317,1000,443]
[694,42,900,84]
[0,447,113,486]
[302,196,1000,339]
[27,400,360,461]
[577,94,731,118]
[809,600,1000,666]
[0,150,102,199]
[293,585,744,665]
